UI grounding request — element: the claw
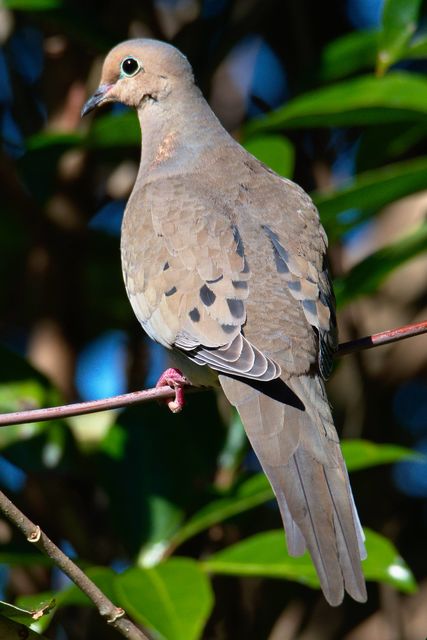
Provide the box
[155,368,188,413]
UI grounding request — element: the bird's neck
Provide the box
[136,84,230,180]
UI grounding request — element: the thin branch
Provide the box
[0,386,180,427]
[0,489,150,640]
[336,319,427,356]
[0,319,426,428]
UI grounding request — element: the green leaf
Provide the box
[243,134,294,177]
[202,528,416,594]
[0,598,54,621]
[406,31,427,58]
[4,0,61,8]
[26,132,83,152]
[1,597,55,636]
[0,552,52,567]
[318,30,378,82]
[203,530,319,587]
[313,156,427,240]
[0,615,48,638]
[356,123,427,171]
[377,0,422,75]
[334,221,427,307]
[169,474,273,551]
[115,559,213,640]
[342,440,418,472]
[88,111,140,148]
[14,593,57,633]
[0,346,61,450]
[362,529,417,593]
[216,410,247,475]
[245,72,427,134]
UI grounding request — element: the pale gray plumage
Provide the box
[82,38,367,606]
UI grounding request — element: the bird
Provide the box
[82,39,367,606]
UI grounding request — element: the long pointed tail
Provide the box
[219,373,367,606]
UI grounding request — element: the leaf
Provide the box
[334,221,427,307]
[25,113,138,153]
[202,528,416,594]
[169,474,274,551]
[0,552,52,567]
[0,614,48,638]
[318,30,378,82]
[26,132,83,151]
[88,111,140,148]
[4,0,61,8]
[406,32,427,58]
[0,346,61,450]
[356,123,427,171]
[243,134,294,177]
[0,598,54,621]
[245,72,427,134]
[377,0,422,75]
[342,440,418,472]
[203,530,319,587]
[313,156,427,240]
[362,529,417,593]
[0,599,54,637]
[115,559,213,640]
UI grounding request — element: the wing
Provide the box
[231,155,338,380]
[120,175,279,381]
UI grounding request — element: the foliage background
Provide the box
[1,0,427,638]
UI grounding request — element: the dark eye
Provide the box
[120,57,140,78]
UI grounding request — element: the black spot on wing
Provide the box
[232,280,248,290]
[227,298,245,319]
[200,284,216,306]
[232,225,245,257]
[288,280,301,293]
[222,323,236,334]
[163,261,170,271]
[272,249,289,274]
[165,286,177,297]
[261,224,290,274]
[303,299,317,316]
[189,307,200,322]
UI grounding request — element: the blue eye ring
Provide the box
[120,56,141,78]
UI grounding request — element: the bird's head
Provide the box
[81,39,194,117]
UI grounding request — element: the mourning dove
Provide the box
[82,39,367,606]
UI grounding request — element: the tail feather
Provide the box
[219,373,367,606]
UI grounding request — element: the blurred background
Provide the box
[1,0,427,638]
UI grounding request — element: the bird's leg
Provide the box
[155,368,188,413]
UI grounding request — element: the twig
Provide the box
[0,385,180,427]
[0,320,426,428]
[336,319,427,356]
[0,489,150,640]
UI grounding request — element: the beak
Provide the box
[81,83,113,117]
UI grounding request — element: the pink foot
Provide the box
[155,368,188,413]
